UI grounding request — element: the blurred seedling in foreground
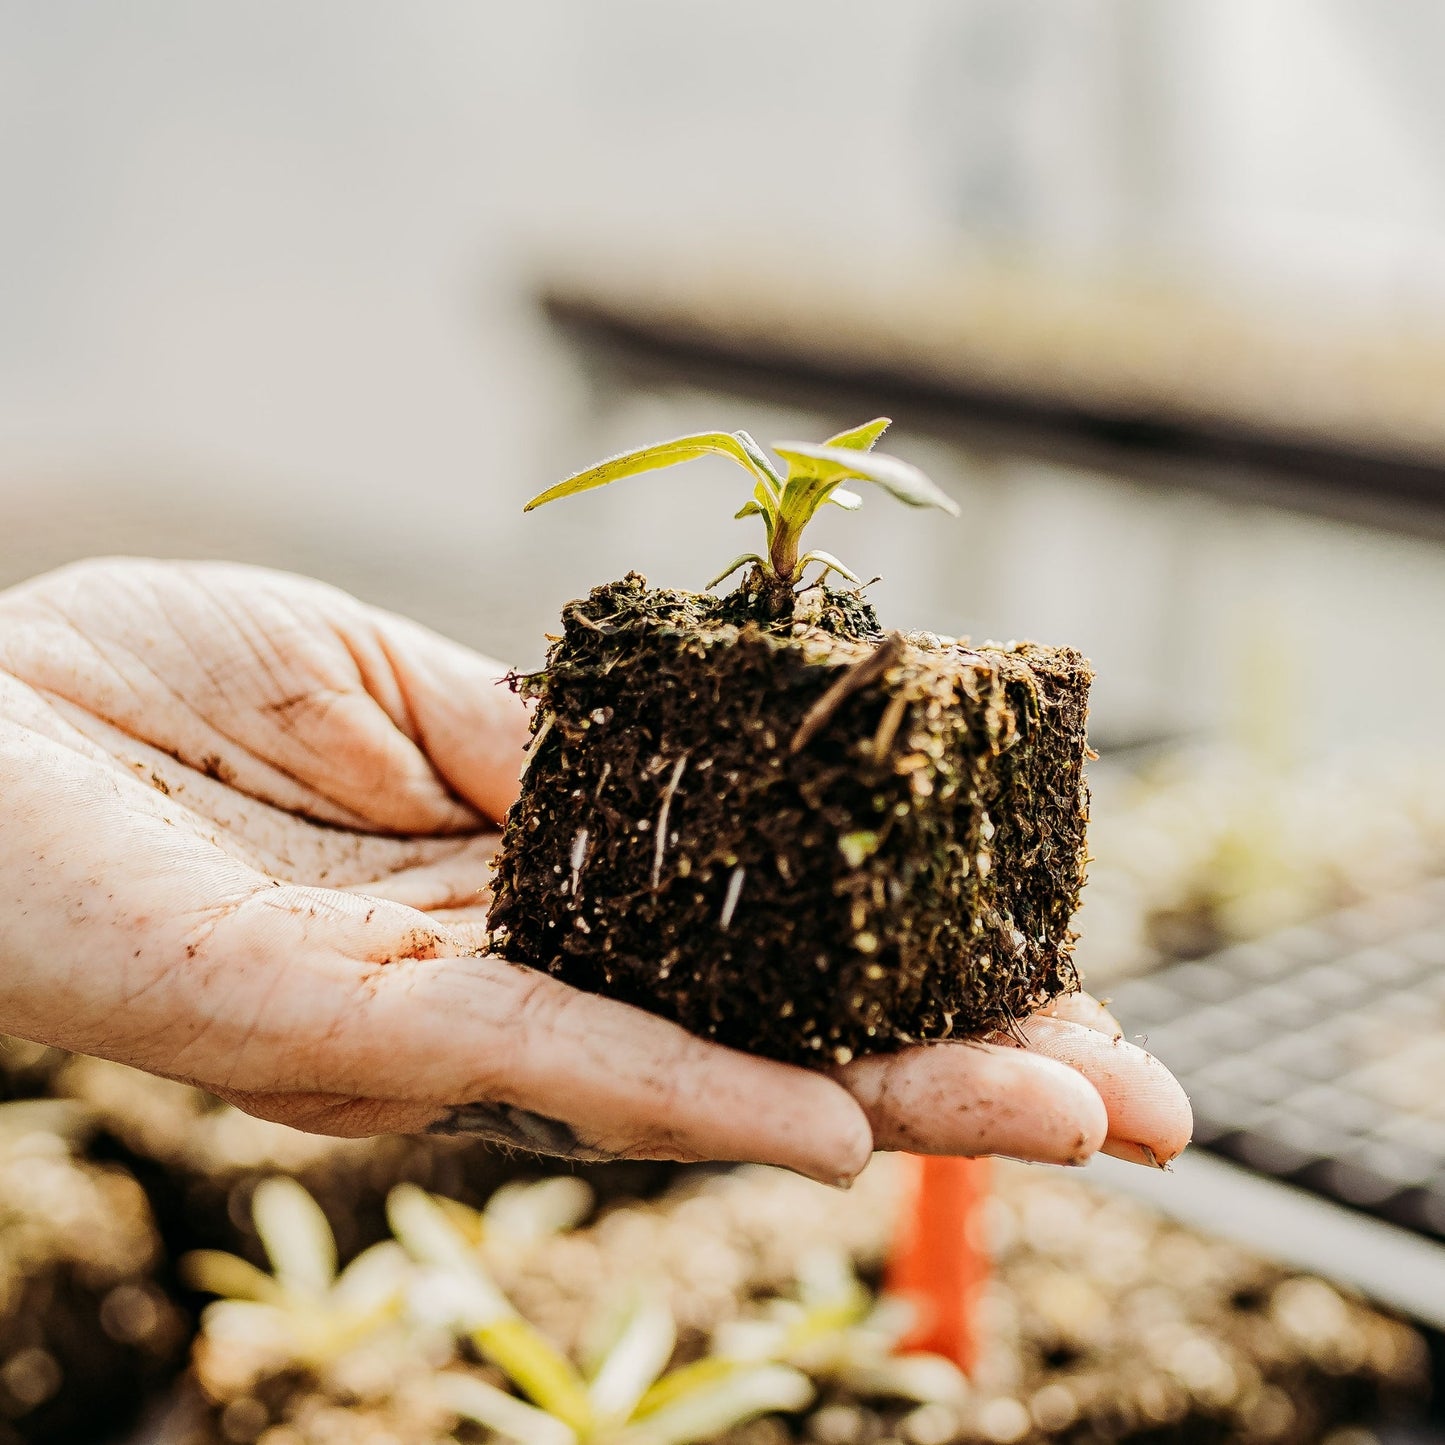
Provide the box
[430,1174,594,1258]
[714,1249,969,1406]
[182,1177,409,1369]
[388,1183,813,1445]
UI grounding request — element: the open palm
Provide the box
[0,560,1188,1181]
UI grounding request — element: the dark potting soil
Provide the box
[487,574,1091,1066]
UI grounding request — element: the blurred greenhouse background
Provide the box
[5,0,1442,963]
[2,3,1441,719]
[5,4,1445,1443]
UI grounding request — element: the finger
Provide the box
[356,607,533,825]
[837,1041,1108,1166]
[1039,991,1122,1036]
[1010,1015,1193,1167]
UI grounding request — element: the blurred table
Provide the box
[542,251,1445,526]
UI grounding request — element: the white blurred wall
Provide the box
[0,1,1442,749]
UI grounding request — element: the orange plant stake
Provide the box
[885,1154,992,1375]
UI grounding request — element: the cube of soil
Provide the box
[487,575,1091,1066]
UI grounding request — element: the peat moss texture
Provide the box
[487,574,1092,1066]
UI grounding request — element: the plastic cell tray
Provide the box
[1109,877,1445,1237]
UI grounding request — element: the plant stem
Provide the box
[769,520,801,588]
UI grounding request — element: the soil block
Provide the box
[488,574,1092,1065]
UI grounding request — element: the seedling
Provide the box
[429,1174,595,1257]
[388,1184,813,1445]
[524,417,958,599]
[491,418,1091,1065]
[715,1250,968,1407]
[182,1177,408,1368]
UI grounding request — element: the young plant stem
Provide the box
[769,521,801,590]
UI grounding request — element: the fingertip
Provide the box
[829,1091,878,1186]
[1101,1140,1170,1169]
[739,1057,875,1187]
[1037,1050,1110,1163]
[839,1041,1108,1167]
[1018,1015,1194,1167]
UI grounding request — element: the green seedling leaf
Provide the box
[842,1353,970,1405]
[483,1176,594,1243]
[388,1184,514,1322]
[435,1193,488,1247]
[524,433,778,512]
[388,1184,475,1271]
[252,1177,337,1299]
[473,1315,594,1432]
[588,1295,677,1425]
[732,430,785,498]
[633,1357,740,1419]
[823,417,891,452]
[390,1181,593,1427]
[523,415,946,595]
[437,1373,579,1445]
[771,442,960,515]
[623,1363,814,1445]
[330,1241,410,1316]
[798,550,861,586]
[705,553,766,591]
[180,1249,287,1305]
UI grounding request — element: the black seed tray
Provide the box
[1110,877,1445,1237]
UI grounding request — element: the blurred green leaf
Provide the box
[587,1295,677,1424]
[623,1363,813,1445]
[474,1315,594,1431]
[437,1373,578,1445]
[180,1249,286,1305]
[252,1177,337,1299]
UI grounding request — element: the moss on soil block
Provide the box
[487,574,1091,1066]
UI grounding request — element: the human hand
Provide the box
[0,559,1188,1184]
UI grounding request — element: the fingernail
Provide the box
[787,1162,853,1189]
[1102,1139,1174,1170]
